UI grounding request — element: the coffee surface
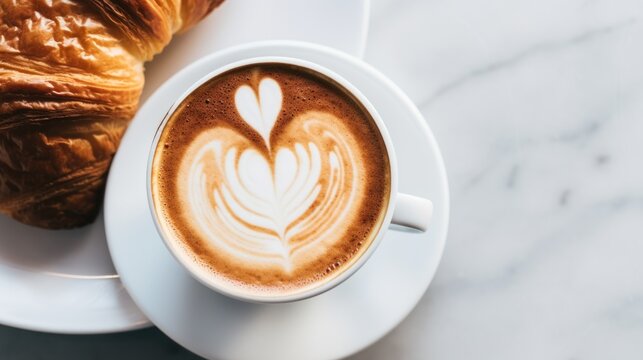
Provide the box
[151,63,390,297]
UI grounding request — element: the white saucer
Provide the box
[105,41,449,360]
[0,0,369,334]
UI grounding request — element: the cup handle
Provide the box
[390,193,433,232]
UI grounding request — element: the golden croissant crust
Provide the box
[0,0,223,228]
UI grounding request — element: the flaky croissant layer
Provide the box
[0,0,223,228]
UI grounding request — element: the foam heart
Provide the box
[234,77,282,148]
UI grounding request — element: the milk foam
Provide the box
[182,78,359,271]
[234,78,282,148]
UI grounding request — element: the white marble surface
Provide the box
[354,0,643,358]
[1,0,642,359]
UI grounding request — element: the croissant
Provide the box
[0,0,224,229]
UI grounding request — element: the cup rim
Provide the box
[146,56,399,303]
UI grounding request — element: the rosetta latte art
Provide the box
[183,78,359,271]
[153,63,391,293]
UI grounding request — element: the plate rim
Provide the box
[0,269,150,335]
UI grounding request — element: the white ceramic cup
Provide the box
[147,56,433,303]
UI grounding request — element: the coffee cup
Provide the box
[147,57,433,303]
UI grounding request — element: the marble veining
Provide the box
[420,19,637,107]
[354,0,643,359]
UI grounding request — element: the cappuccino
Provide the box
[151,63,390,297]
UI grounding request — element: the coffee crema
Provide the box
[151,63,391,297]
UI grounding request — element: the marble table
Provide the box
[2,0,642,358]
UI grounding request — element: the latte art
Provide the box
[234,78,282,147]
[152,64,390,296]
[185,78,359,271]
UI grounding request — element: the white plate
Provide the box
[0,0,369,334]
[105,41,449,360]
